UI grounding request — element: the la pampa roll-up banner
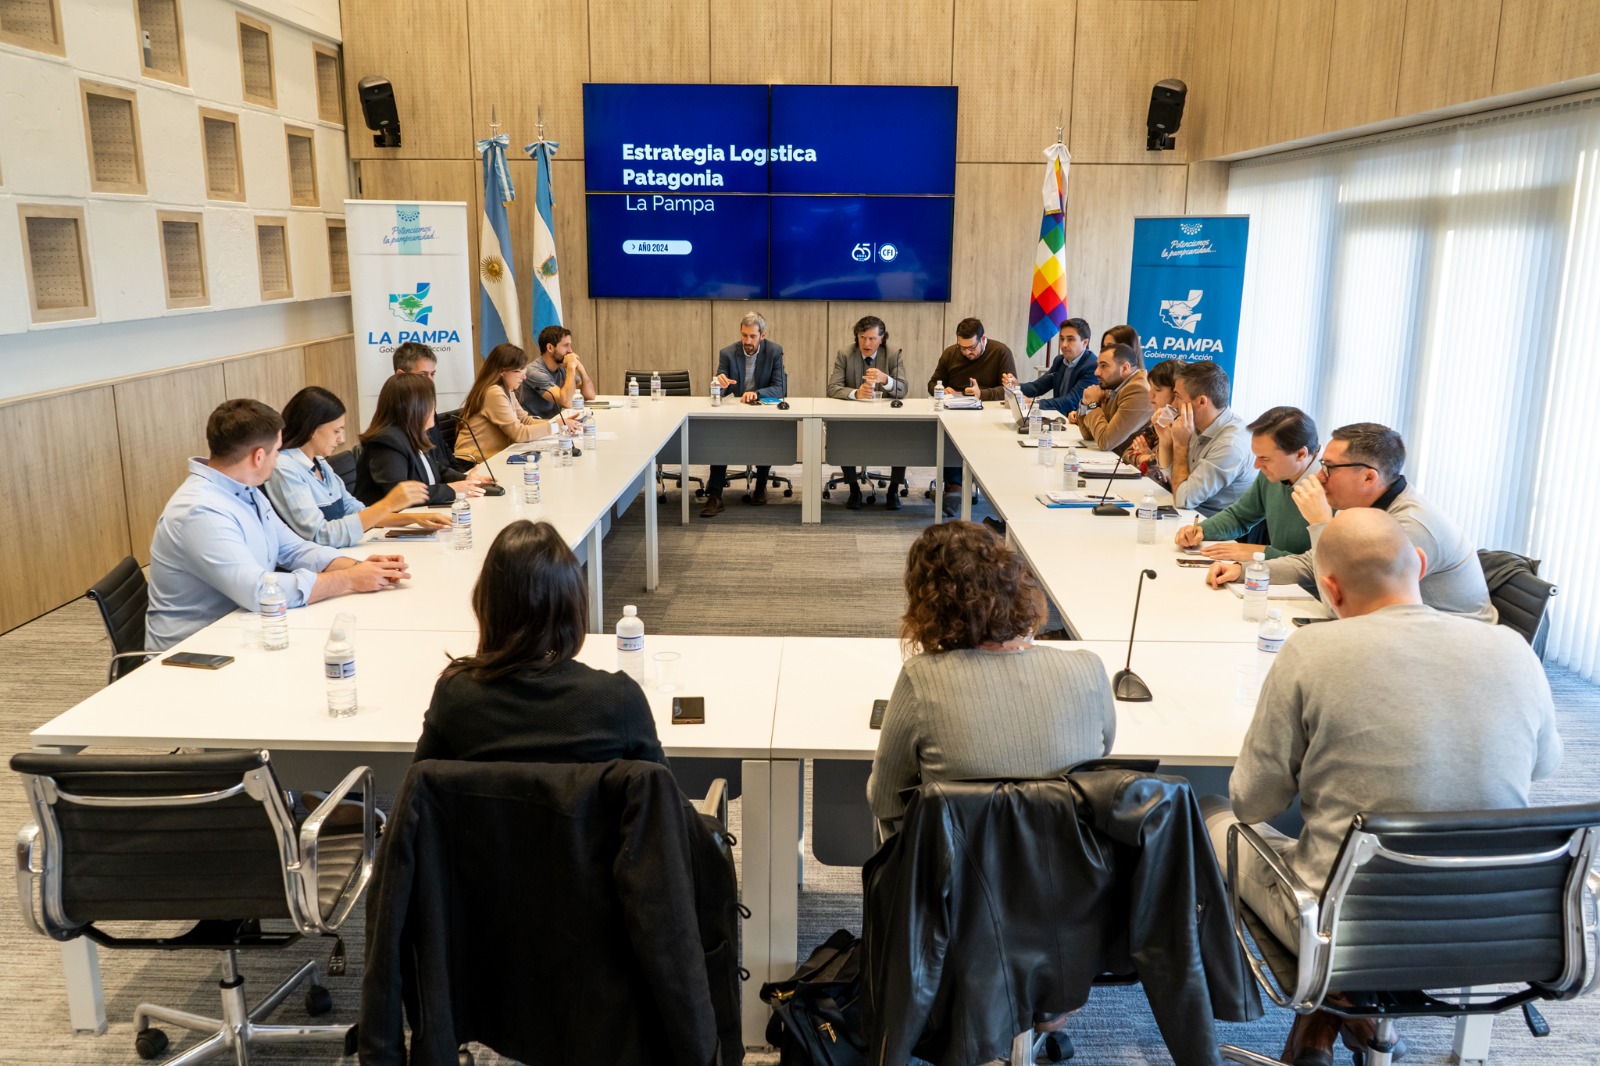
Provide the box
[1126,215,1249,380]
[346,201,474,426]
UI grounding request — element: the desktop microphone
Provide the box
[1113,568,1158,702]
[1091,455,1129,516]
[461,418,507,496]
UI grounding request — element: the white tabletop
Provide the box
[33,632,784,761]
[809,397,941,420]
[770,636,1276,766]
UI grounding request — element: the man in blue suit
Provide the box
[702,311,788,517]
[1003,317,1097,414]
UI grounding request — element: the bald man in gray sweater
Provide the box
[1203,508,1560,1063]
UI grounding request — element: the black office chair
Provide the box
[625,368,707,499]
[86,555,155,684]
[823,468,903,504]
[1479,549,1557,659]
[12,749,377,1064]
[360,759,740,1066]
[1218,803,1600,1066]
[326,447,361,496]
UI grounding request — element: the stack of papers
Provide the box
[940,395,983,410]
[1226,582,1317,601]
[1036,491,1129,508]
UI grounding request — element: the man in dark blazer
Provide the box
[702,311,787,517]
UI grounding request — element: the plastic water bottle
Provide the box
[258,573,288,651]
[616,605,645,684]
[522,452,541,503]
[1257,608,1288,654]
[1243,552,1270,622]
[1062,446,1080,488]
[1037,421,1055,467]
[1136,492,1158,544]
[628,376,639,408]
[451,491,472,550]
[1028,407,1043,438]
[711,378,722,407]
[571,390,584,413]
[559,435,574,467]
[583,415,598,453]
[933,381,944,411]
[650,371,662,401]
[323,613,357,718]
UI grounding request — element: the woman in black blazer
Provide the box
[355,373,487,506]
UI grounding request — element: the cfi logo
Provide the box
[1159,290,1204,333]
[1179,221,1203,236]
[389,283,433,325]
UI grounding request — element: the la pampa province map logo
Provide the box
[1159,290,1203,333]
[389,284,434,326]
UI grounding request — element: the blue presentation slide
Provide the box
[586,193,768,300]
[769,85,957,195]
[769,196,953,301]
[583,83,769,195]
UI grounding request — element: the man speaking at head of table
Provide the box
[145,399,412,652]
[702,311,788,517]
[928,318,1018,517]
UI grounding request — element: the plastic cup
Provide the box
[652,651,681,693]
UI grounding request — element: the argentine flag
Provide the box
[475,134,522,356]
[524,138,563,341]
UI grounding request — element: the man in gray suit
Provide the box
[702,311,788,517]
[827,315,909,510]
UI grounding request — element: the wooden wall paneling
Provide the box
[828,302,949,401]
[112,364,226,565]
[1062,163,1188,344]
[945,163,1038,371]
[1492,0,1600,95]
[223,347,308,412]
[589,0,711,83]
[1187,0,1237,161]
[1396,0,1502,116]
[1266,0,1335,145]
[469,0,589,159]
[0,388,131,633]
[711,302,829,397]
[1069,0,1195,164]
[303,336,360,415]
[953,0,1075,163]
[595,300,714,394]
[357,160,482,349]
[831,0,954,85]
[1185,161,1230,214]
[339,0,473,160]
[1222,0,1279,155]
[710,0,830,84]
[1323,0,1405,131]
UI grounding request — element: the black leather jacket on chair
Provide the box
[861,768,1261,1066]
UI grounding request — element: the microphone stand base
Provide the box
[1092,505,1130,517]
[1112,669,1153,702]
[479,484,506,496]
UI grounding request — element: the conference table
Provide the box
[32,393,1351,1049]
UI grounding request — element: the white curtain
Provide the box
[1227,96,1600,679]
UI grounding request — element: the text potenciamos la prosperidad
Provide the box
[619,142,819,194]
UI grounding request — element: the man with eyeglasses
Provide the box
[928,318,1018,516]
[1204,423,1495,623]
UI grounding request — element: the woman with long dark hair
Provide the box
[413,520,664,765]
[264,386,450,545]
[454,343,579,464]
[867,521,1115,832]
[355,373,487,506]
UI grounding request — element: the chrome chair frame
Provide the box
[14,751,377,1064]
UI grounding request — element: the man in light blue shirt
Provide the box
[147,399,413,651]
[1156,360,1256,516]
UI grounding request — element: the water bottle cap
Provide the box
[263,573,278,586]
[1267,608,1282,620]
[1252,552,1265,561]
[623,605,637,616]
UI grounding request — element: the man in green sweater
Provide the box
[1175,406,1319,560]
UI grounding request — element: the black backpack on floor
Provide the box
[758,930,867,1066]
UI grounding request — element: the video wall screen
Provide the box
[583,83,956,301]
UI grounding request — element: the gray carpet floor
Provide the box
[2,466,1597,1064]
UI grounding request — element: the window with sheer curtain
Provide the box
[1226,95,1600,680]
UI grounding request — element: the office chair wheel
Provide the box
[305,983,333,1016]
[822,489,831,499]
[695,488,706,498]
[783,488,793,497]
[135,1027,169,1060]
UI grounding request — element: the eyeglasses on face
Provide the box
[1319,460,1375,473]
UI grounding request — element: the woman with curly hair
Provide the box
[866,520,1116,833]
